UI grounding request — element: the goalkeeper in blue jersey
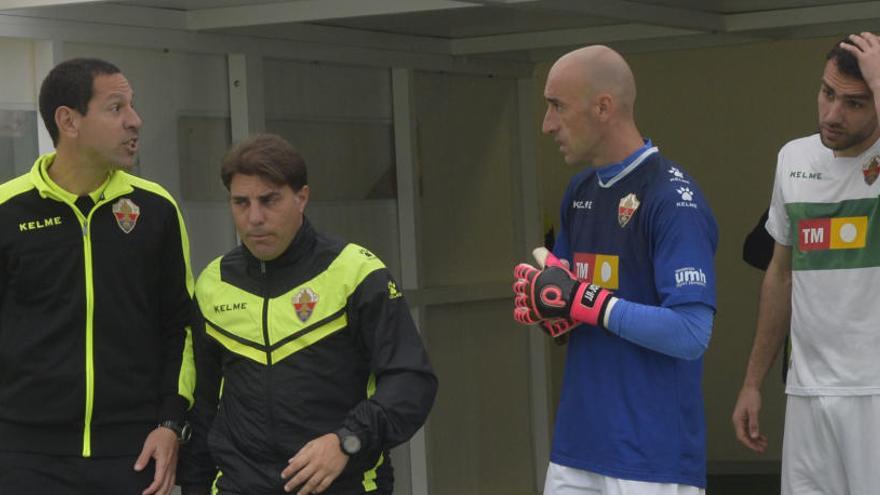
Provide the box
[513,45,718,495]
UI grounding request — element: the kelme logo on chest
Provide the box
[214,302,248,313]
[19,216,62,232]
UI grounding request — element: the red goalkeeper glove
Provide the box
[513,263,615,332]
[538,317,576,340]
[534,250,575,340]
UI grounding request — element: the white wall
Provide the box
[412,70,540,494]
[0,38,40,178]
[0,37,37,109]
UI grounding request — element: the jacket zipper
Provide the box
[261,261,271,364]
[260,261,278,447]
[79,205,97,457]
[38,170,114,457]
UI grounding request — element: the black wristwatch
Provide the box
[159,419,192,444]
[334,427,362,456]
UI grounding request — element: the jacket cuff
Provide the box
[159,395,188,422]
[340,420,376,469]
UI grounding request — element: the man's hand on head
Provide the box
[842,32,880,92]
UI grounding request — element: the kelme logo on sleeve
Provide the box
[798,216,867,251]
[572,252,619,289]
[387,281,402,299]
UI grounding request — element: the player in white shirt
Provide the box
[732,33,880,495]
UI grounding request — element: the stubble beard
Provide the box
[819,121,876,153]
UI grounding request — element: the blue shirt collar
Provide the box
[596,139,654,183]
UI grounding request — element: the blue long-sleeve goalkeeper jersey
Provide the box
[552,141,718,488]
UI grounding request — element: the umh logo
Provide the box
[675,267,707,288]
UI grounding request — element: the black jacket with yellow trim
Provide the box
[179,218,437,495]
[0,153,196,457]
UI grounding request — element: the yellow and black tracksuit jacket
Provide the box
[0,153,195,457]
[179,219,437,495]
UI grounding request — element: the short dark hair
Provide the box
[826,38,864,82]
[38,58,122,146]
[221,134,308,192]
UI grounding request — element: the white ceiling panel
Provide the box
[0,0,107,8]
[113,0,294,9]
[312,6,614,39]
[1,0,878,60]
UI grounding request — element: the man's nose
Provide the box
[823,100,845,124]
[126,107,143,130]
[247,205,266,224]
[542,110,556,135]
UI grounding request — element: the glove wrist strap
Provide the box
[570,284,613,328]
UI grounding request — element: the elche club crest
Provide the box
[862,155,880,185]
[292,287,319,322]
[618,193,640,227]
[112,198,140,234]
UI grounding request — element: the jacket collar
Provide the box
[29,152,134,205]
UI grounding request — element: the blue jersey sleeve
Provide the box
[646,176,718,309]
[607,301,713,360]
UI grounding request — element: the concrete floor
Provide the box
[707,474,781,495]
[170,473,782,494]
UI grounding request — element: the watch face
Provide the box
[342,434,361,455]
[179,421,192,444]
[160,420,191,444]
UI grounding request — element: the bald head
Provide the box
[542,45,644,167]
[550,45,637,115]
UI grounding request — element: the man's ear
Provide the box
[55,106,79,140]
[595,93,615,122]
[295,185,310,213]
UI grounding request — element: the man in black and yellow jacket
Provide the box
[0,58,195,495]
[179,134,437,495]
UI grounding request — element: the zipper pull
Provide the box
[260,261,266,275]
[82,222,88,237]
